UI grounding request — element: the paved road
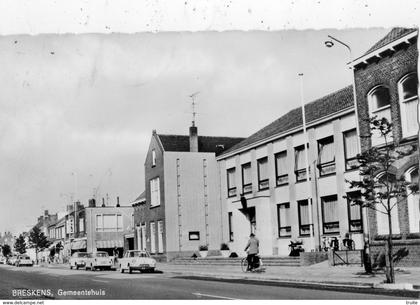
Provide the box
[0,264,407,300]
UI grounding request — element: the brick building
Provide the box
[352,28,419,266]
[134,126,243,260]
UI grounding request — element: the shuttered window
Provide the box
[321,195,339,234]
[275,151,288,185]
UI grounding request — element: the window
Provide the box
[405,167,419,233]
[79,218,84,232]
[295,145,309,182]
[369,85,391,111]
[257,157,269,190]
[152,149,156,167]
[242,163,252,194]
[343,129,359,170]
[277,203,291,237]
[398,73,419,137]
[227,168,236,197]
[375,172,400,235]
[347,191,363,233]
[96,214,123,232]
[275,151,288,185]
[228,212,233,242]
[318,136,335,176]
[189,231,200,240]
[150,177,161,207]
[368,86,392,146]
[298,199,313,236]
[321,195,339,234]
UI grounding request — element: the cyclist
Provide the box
[244,233,259,271]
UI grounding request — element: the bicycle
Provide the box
[241,255,263,272]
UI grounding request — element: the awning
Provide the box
[96,240,124,249]
[71,240,87,250]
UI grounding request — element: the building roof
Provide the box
[157,134,245,155]
[364,27,417,55]
[131,191,146,206]
[220,85,354,156]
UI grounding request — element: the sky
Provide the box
[0,28,393,234]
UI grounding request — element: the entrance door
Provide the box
[157,221,164,253]
[150,222,156,253]
[141,224,146,250]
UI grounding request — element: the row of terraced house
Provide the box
[129,28,419,266]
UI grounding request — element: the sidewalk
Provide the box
[159,261,420,296]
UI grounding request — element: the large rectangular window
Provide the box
[275,151,288,186]
[227,168,236,197]
[321,195,340,234]
[150,177,161,207]
[242,163,252,194]
[277,203,291,237]
[343,129,359,171]
[318,136,336,176]
[228,212,233,242]
[298,199,313,236]
[257,157,269,191]
[347,191,363,233]
[295,145,309,182]
[96,214,123,232]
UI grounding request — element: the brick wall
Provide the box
[354,36,419,267]
[354,43,418,151]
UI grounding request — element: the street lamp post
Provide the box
[325,35,372,272]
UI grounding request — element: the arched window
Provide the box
[368,86,392,146]
[398,73,419,138]
[375,172,400,235]
[404,167,419,233]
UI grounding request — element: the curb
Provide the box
[165,270,420,298]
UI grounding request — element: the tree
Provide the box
[28,226,51,264]
[14,234,27,254]
[346,117,418,283]
[2,244,11,257]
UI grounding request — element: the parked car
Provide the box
[119,250,156,274]
[7,255,18,265]
[0,256,6,264]
[69,252,90,270]
[16,255,33,267]
[85,252,113,271]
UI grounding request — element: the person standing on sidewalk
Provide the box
[244,233,259,271]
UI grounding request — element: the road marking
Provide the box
[192,292,238,300]
[92,279,109,283]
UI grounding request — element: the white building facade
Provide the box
[217,87,366,256]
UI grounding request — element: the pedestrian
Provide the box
[244,233,259,271]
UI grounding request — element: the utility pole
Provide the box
[298,73,315,251]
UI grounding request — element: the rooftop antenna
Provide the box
[189,91,200,127]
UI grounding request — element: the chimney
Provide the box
[116,196,120,207]
[189,125,198,152]
[88,198,96,208]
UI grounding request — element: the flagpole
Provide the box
[298,73,315,251]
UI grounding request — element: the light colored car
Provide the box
[119,250,156,274]
[69,252,90,270]
[16,255,33,267]
[0,256,6,264]
[85,252,113,271]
